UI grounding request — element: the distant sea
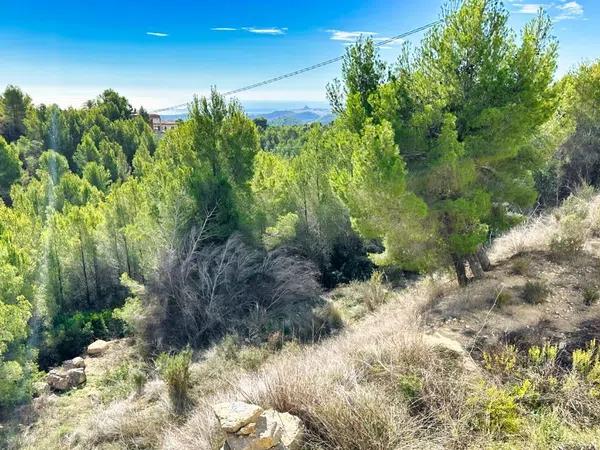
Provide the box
[160,100,333,126]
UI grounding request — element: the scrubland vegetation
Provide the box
[1,0,600,448]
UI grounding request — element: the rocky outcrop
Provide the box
[214,401,304,450]
[63,356,85,370]
[46,356,87,391]
[47,356,87,391]
[87,339,109,356]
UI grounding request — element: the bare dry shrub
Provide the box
[143,232,321,349]
[489,214,558,263]
[356,270,389,312]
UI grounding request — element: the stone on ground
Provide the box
[215,401,304,450]
[87,339,109,356]
[214,401,264,433]
[63,356,85,370]
[47,368,86,391]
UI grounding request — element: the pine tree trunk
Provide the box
[476,246,492,272]
[467,254,485,279]
[452,254,469,286]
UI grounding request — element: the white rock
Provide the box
[87,339,109,356]
[273,412,303,450]
[214,401,264,433]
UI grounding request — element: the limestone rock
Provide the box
[47,368,86,391]
[253,409,283,448]
[214,401,264,433]
[47,369,71,391]
[67,368,86,385]
[238,422,256,435]
[87,339,109,356]
[273,412,303,450]
[63,356,86,370]
[215,401,304,450]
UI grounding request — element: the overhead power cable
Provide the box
[151,20,441,113]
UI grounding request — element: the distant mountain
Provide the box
[160,105,334,126]
[249,106,335,125]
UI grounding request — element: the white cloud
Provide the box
[327,30,377,42]
[146,31,168,37]
[516,3,544,14]
[507,0,584,21]
[211,27,237,31]
[242,27,287,35]
[555,1,584,21]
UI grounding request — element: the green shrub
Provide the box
[397,373,423,404]
[483,345,518,376]
[156,347,192,414]
[39,310,127,370]
[522,281,550,305]
[98,362,134,401]
[528,343,558,366]
[313,301,344,336]
[131,368,146,396]
[559,189,593,220]
[496,290,513,308]
[112,296,144,336]
[572,340,600,384]
[583,286,600,306]
[216,334,240,361]
[468,385,521,435]
[510,258,531,276]
[549,214,587,260]
[237,346,270,371]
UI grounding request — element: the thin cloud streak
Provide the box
[146,31,169,37]
[242,27,287,35]
[327,29,377,41]
[211,27,237,31]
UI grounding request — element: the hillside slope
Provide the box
[8,192,600,450]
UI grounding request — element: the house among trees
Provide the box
[148,113,178,133]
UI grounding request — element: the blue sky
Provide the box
[0,0,597,111]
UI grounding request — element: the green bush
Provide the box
[468,385,522,436]
[549,214,587,260]
[397,373,423,404]
[131,368,146,396]
[496,290,513,308]
[156,347,192,414]
[39,310,126,369]
[583,286,600,306]
[510,258,531,276]
[112,296,144,336]
[522,281,550,305]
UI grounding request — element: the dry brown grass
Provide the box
[490,191,600,265]
[161,285,484,450]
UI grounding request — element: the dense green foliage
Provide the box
[330,0,558,285]
[0,0,597,411]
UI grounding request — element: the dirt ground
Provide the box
[422,238,600,363]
